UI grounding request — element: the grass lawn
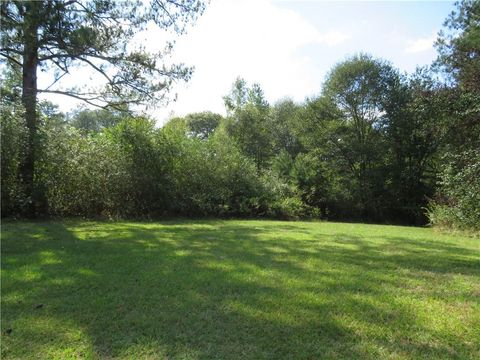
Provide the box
[1,220,479,359]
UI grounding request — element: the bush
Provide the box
[258,170,312,219]
[2,113,323,220]
[37,125,127,217]
[428,150,480,231]
[0,103,28,217]
[163,123,265,216]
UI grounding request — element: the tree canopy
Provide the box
[1,0,205,107]
[1,1,478,231]
[435,0,480,91]
[0,0,205,216]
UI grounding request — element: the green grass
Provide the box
[1,220,479,359]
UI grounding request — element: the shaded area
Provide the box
[1,220,479,359]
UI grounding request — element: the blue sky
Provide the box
[39,0,456,124]
[281,1,454,74]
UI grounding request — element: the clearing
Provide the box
[1,220,479,359]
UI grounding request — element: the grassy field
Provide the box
[1,220,479,359]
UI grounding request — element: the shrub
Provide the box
[428,150,480,231]
[0,104,28,217]
[37,125,127,217]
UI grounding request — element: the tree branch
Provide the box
[0,52,22,67]
[38,89,144,110]
[44,71,69,91]
[38,89,110,108]
[77,56,114,84]
[0,47,23,55]
[154,0,177,27]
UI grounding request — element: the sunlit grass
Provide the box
[1,220,479,359]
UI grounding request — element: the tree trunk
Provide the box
[21,2,39,217]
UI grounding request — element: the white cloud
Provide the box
[39,0,351,123]
[151,0,350,124]
[405,33,436,53]
[320,31,351,46]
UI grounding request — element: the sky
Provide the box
[39,0,456,125]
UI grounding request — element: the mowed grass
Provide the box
[1,220,479,359]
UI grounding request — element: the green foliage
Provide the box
[380,69,445,224]
[69,107,129,133]
[428,149,480,231]
[298,55,411,221]
[0,92,27,217]
[107,118,170,216]
[291,152,351,219]
[164,124,264,216]
[3,113,301,219]
[259,170,309,219]
[1,2,478,226]
[184,111,222,140]
[36,125,127,217]
[223,77,249,113]
[269,99,303,157]
[1,0,207,217]
[224,79,273,169]
[427,1,480,231]
[271,150,295,178]
[435,0,480,91]
[0,0,206,107]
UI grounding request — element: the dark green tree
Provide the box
[382,69,447,223]
[433,0,480,153]
[1,68,26,216]
[320,54,400,219]
[223,78,272,169]
[428,0,480,230]
[0,0,205,216]
[69,107,129,133]
[435,0,480,91]
[184,111,223,140]
[269,99,303,158]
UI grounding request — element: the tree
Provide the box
[223,77,248,113]
[320,54,400,219]
[435,0,480,91]
[1,68,26,217]
[428,149,480,230]
[269,99,303,158]
[433,0,480,153]
[428,0,480,230]
[69,107,129,133]
[184,111,223,140]
[0,0,205,216]
[382,69,447,223]
[223,78,272,169]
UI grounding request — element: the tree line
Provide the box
[1,0,479,230]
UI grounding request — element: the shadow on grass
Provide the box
[1,221,479,359]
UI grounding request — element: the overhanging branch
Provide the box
[0,52,22,67]
[38,88,144,110]
[38,89,107,108]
